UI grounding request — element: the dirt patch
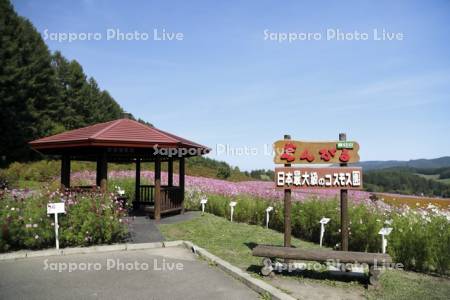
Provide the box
[267,276,366,300]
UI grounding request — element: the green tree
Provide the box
[52,52,88,129]
[51,52,124,129]
[0,0,126,166]
[217,166,231,179]
[0,0,61,165]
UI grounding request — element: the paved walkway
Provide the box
[126,211,200,243]
[0,246,259,300]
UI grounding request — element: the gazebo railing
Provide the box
[161,186,183,211]
[139,185,155,205]
[138,185,182,213]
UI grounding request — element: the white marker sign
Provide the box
[320,217,330,224]
[266,206,273,229]
[200,198,208,215]
[229,201,237,222]
[47,203,65,214]
[47,202,65,250]
[378,227,393,254]
[319,217,330,247]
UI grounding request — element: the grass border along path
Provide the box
[159,213,450,300]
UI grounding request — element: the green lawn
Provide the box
[415,173,441,181]
[415,173,450,185]
[438,178,450,185]
[159,213,450,300]
[160,212,320,269]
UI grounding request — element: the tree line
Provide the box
[0,0,124,166]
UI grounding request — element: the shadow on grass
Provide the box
[244,242,258,250]
[244,242,298,250]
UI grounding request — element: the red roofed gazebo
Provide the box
[29,118,210,221]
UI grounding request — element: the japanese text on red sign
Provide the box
[275,167,363,190]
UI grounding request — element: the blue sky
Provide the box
[13,0,450,170]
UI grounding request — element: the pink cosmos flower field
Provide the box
[72,170,372,203]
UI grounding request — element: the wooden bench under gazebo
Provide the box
[29,118,210,221]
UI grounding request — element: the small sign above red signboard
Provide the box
[273,140,360,164]
[275,167,363,190]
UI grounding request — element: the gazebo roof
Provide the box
[29,118,209,152]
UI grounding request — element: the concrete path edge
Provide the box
[182,241,295,300]
[0,240,294,300]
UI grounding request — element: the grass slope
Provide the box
[160,212,320,269]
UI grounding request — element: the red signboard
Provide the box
[274,140,360,164]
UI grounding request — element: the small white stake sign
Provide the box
[266,206,273,229]
[229,201,237,222]
[200,198,208,215]
[47,202,65,250]
[378,227,393,254]
[319,217,330,247]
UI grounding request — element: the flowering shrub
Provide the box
[184,189,450,275]
[0,188,128,252]
[389,205,450,274]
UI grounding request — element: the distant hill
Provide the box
[356,157,450,196]
[357,157,450,171]
[363,168,450,197]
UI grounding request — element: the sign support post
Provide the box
[266,206,273,229]
[200,198,208,215]
[339,133,349,251]
[283,134,292,248]
[47,202,65,251]
[54,213,59,250]
[378,227,393,254]
[319,218,330,247]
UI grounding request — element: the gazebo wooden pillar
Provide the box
[179,157,185,213]
[154,157,162,221]
[96,155,101,186]
[96,151,108,192]
[134,158,141,209]
[61,154,71,190]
